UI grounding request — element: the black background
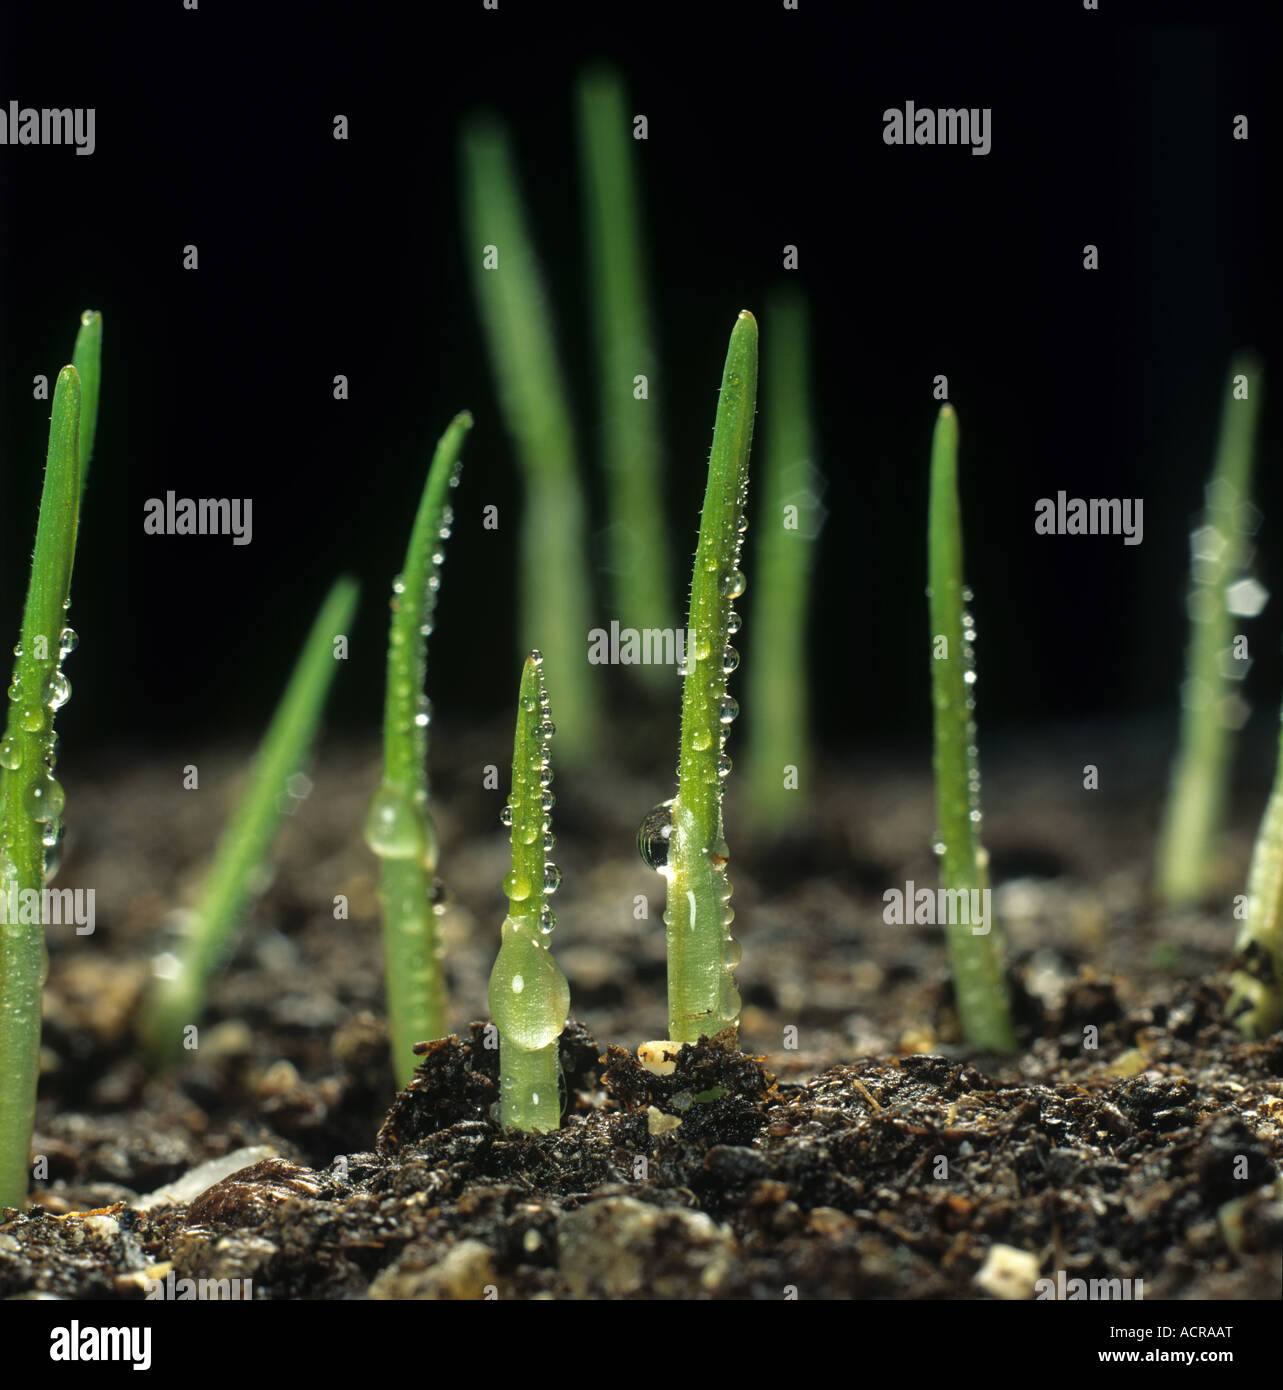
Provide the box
[0,0,1275,766]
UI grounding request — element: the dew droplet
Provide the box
[638,799,675,871]
[0,739,20,771]
[721,646,739,675]
[529,649,543,667]
[543,863,562,895]
[500,804,513,828]
[363,784,425,860]
[539,719,556,739]
[692,729,712,752]
[20,704,43,733]
[59,627,78,656]
[539,905,556,935]
[719,571,746,598]
[503,870,532,902]
[25,776,64,822]
[719,696,739,725]
[43,672,71,710]
[727,611,743,635]
[717,753,732,779]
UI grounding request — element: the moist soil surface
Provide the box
[3,717,1281,1300]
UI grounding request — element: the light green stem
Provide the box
[746,289,816,829]
[1156,355,1263,905]
[666,312,757,1046]
[0,365,82,1211]
[928,404,1016,1053]
[488,655,568,1131]
[461,119,600,762]
[577,67,672,666]
[367,412,471,1086]
[142,577,359,1069]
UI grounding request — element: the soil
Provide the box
[2,717,1281,1301]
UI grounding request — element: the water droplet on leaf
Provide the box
[638,799,675,871]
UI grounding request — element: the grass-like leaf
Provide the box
[746,288,818,830]
[652,311,757,1047]
[460,117,600,763]
[488,652,568,1131]
[1227,706,1283,1037]
[141,576,359,1070]
[1155,354,1264,905]
[71,310,102,500]
[0,363,83,1211]
[365,411,471,1087]
[576,67,673,662]
[928,404,1016,1053]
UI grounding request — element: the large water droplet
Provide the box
[43,672,71,710]
[503,869,532,902]
[59,627,78,656]
[719,571,746,598]
[25,776,64,822]
[721,646,739,674]
[638,799,675,871]
[0,739,20,771]
[692,729,712,752]
[719,696,739,725]
[727,611,743,635]
[543,863,562,895]
[489,916,569,1051]
[20,704,43,733]
[363,784,425,860]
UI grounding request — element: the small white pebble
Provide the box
[974,1244,1040,1300]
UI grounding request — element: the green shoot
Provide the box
[1155,355,1264,906]
[71,310,102,499]
[646,311,757,1048]
[927,404,1016,1054]
[141,576,359,1070]
[1227,705,1283,1038]
[460,117,600,763]
[746,288,819,830]
[365,412,472,1087]
[0,363,83,1211]
[488,653,569,1132]
[576,67,673,660]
